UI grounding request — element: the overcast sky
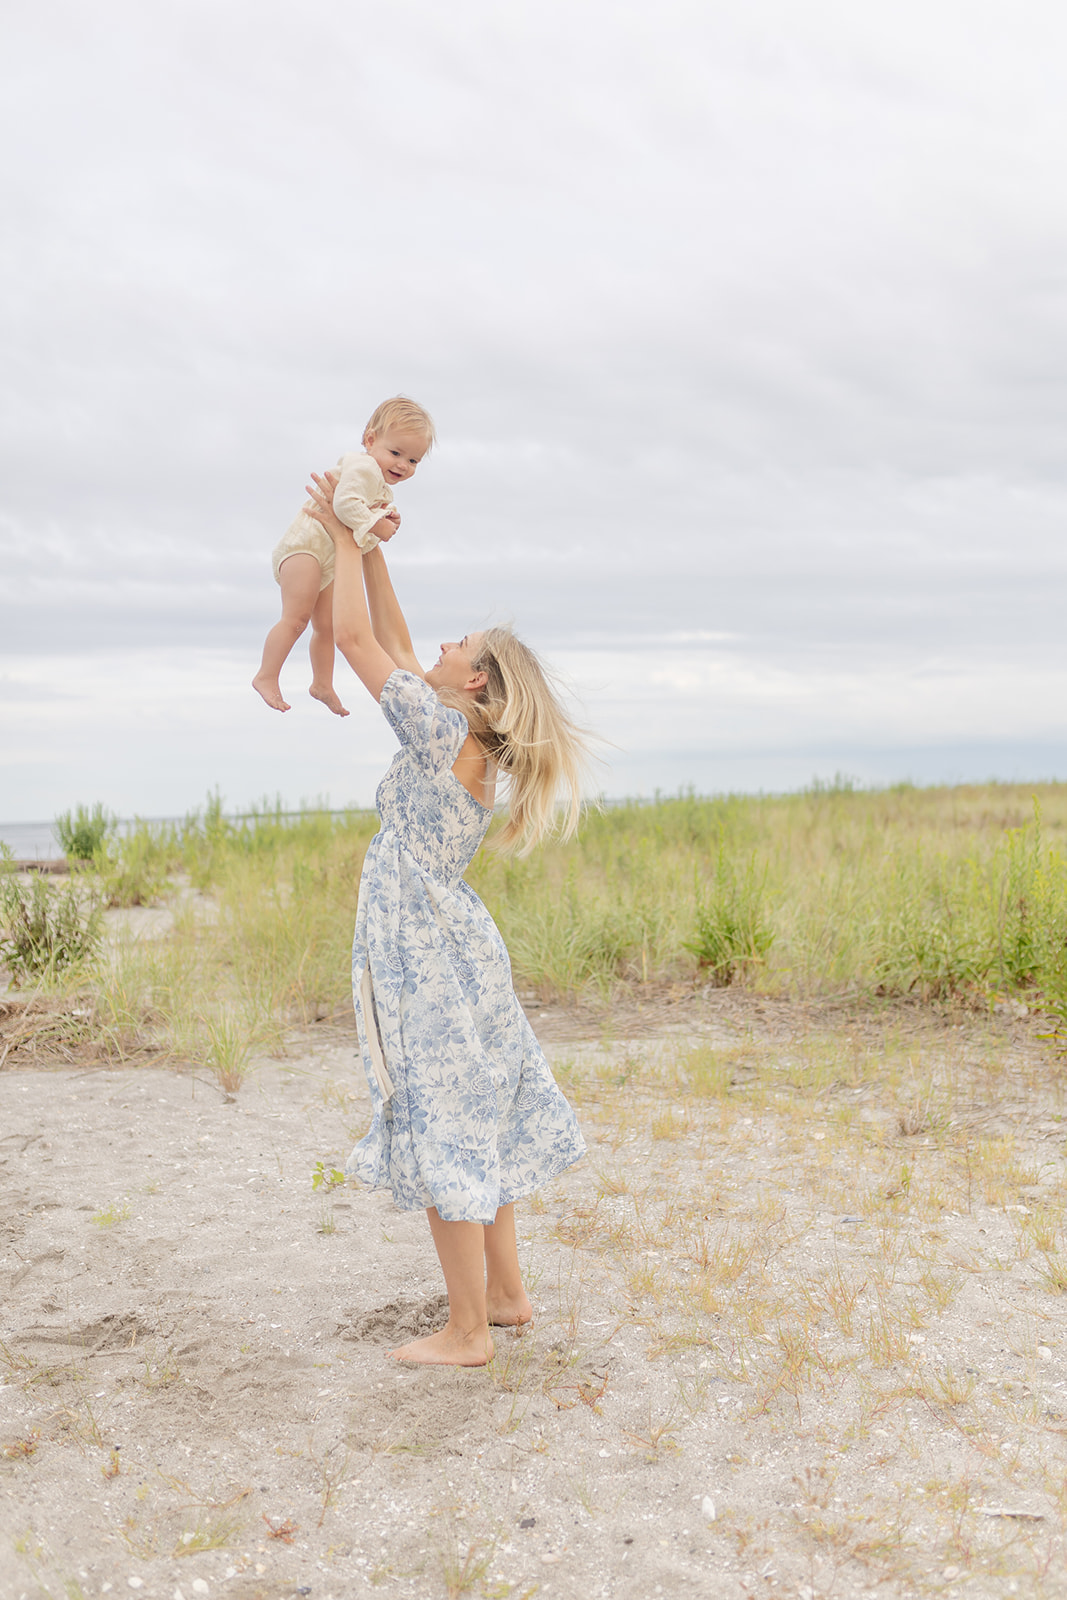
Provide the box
[2,0,1065,822]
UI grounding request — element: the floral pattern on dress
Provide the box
[345,669,585,1223]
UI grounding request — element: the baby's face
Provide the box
[365,427,430,486]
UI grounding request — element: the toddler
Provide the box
[253,396,435,715]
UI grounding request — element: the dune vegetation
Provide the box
[3,781,1067,1090]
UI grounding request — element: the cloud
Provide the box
[1,0,1066,815]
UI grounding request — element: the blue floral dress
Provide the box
[345,669,585,1224]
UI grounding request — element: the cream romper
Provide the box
[271,451,395,593]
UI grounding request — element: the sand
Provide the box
[2,994,1067,1600]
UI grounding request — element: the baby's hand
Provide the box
[373,508,401,543]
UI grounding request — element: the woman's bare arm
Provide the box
[361,546,425,678]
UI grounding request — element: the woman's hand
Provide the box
[303,470,348,544]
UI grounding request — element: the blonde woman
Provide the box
[305,471,587,1367]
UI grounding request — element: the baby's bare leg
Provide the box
[308,582,349,717]
[253,554,322,712]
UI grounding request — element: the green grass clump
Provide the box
[0,848,102,984]
[54,803,114,862]
[91,819,183,907]
[684,851,775,984]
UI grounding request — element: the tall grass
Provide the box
[474,783,1067,1008]
[93,801,381,1057]
[5,784,1067,1068]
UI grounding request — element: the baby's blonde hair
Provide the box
[441,627,588,856]
[363,395,436,449]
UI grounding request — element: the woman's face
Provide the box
[425,631,487,692]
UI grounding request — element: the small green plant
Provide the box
[91,1198,131,1227]
[685,850,775,984]
[0,848,102,984]
[200,1012,258,1094]
[312,1161,346,1191]
[54,803,115,862]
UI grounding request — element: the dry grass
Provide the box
[536,1011,1067,1593]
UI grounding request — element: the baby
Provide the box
[253,396,435,715]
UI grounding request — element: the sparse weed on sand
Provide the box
[90,1198,131,1227]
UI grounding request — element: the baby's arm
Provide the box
[332,453,397,552]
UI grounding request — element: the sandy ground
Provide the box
[3,993,1067,1600]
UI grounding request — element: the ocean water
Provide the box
[0,810,374,862]
[0,821,63,860]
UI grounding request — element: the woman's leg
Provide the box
[484,1203,533,1326]
[391,1209,494,1367]
[307,581,349,717]
[252,553,322,712]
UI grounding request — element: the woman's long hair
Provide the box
[439,626,589,856]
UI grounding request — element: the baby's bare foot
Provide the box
[310,682,350,717]
[487,1292,533,1328]
[390,1326,494,1367]
[253,674,290,712]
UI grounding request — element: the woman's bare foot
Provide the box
[310,682,350,716]
[253,674,290,712]
[486,1291,533,1328]
[390,1325,494,1367]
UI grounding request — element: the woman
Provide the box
[305,472,587,1367]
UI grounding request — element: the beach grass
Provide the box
[5,781,1067,1078]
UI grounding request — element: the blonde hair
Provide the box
[440,627,589,856]
[363,395,436,449]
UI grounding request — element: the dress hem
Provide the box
[345,1137,586,1226]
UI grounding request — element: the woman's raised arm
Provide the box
[304,474,396,700]
[360,546,424,679]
